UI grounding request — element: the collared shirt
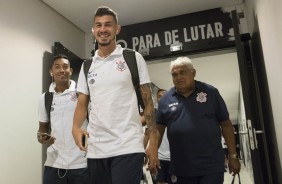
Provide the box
[77,45,151,158]
[157,80,228,177]
[38,80,88,169]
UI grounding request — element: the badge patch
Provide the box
[168,102,178,111]
[115,60,126,72]
[89,78,95,84]
[70,91,78,101]
[196,92,207,103]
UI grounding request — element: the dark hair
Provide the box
[94,6,118,23]
[51,54,70,67]
[157,89,167,94]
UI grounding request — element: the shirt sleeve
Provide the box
[38,93,48,123]
[76,62,90,95]
[214,88,229,122]
[156,98,166,125]
[135,52,151,85]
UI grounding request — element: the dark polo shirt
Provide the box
[156,80,228,177]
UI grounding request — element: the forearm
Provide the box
[73,107,87,130]
[140,83,158,146]
[38,122,50,133]
[73,93,89,130]
[221,120,237,155]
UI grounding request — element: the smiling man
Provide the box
[72,6,158,184]
[156,57,241,184]
[37,54,88,184]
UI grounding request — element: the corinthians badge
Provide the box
[196,92,207,103]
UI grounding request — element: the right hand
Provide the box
[37,134,56,145]
[72,126,89,151]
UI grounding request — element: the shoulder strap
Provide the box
[123,49,145,112]
[44,91,53,122]
[83,59,92,85]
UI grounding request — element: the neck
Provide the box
[177,86,195,97]
[55,81,71,93]
[98,44,116,58]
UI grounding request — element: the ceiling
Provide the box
[41,0,243,33]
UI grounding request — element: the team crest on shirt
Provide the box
[196,92,207,103]
[70,91,78,101]
[89,78,95,84]
[168,102,178,111]
[115,60,127,72]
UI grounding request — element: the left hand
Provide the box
[228,158,241,175]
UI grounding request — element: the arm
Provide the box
[140,83,159,174]
[72,93,89,151]
[37,122,55,144]
[220,119,241,175]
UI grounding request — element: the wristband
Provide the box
[228,153,239,159]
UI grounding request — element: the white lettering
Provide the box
[183,28,191,42]
[164,31,172,45]
[198,25,206,39]
[214,22,223,37]
[153,33,161,47]
[206,24,215,39]
[171,29,180,44]
[191,26,199,41]
[139,36,146,50]
[132,37,139,50]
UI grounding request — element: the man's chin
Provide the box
[98,42,110,46]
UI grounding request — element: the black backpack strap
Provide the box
[83,59,92,88]
[123,49,145,112]
[82,59,92,121]
[44,91,53,122]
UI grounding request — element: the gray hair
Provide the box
[170,57,194,72]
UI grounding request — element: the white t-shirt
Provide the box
[77,45,151,158]
[38,80,88,169]
[158,128,171,161]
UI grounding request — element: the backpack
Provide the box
[83,48,145,113]
[44,91,53,123]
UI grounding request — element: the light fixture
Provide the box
[170,43,183,52]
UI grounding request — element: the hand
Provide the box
[72,126,89,151]
[228,158,241,175]
[37,133,55,145]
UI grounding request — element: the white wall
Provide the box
[244,0,282,169]
[0,1,85,183]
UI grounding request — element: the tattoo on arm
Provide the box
[140,83,157,133]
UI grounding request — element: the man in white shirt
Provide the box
[72,6,159,184]
[37,54,88,184]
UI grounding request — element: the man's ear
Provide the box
[49,69,53,77]
[115,25,121,35]
[192,69,196,77]
[69,68,73,76]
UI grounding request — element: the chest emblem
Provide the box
[70,91,78,101]
[168,102,178,111]
[89,78,95,84]
[196,92,207,103]
[115,60,127,72]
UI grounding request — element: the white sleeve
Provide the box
[76,62,89,95]
[38,93,48,123]
[135,52,151,85]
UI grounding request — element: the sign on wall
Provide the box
[117,8,235,60]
